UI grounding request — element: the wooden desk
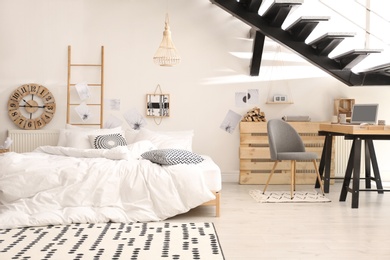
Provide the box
[317,123,390,208]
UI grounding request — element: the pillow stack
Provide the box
[57,125,127,149]
[57,125,202,165]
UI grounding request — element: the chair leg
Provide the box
[293,160,297,192]
[263,161,278,194]
[291,160,296,199]
[312,159,325,195]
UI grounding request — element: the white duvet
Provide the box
[0,146,215,229]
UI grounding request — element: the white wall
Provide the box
[1,0,390,181]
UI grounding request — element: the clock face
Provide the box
[8,84,56,130]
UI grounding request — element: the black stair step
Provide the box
[210,0,390,85]
[285,16,330,41]
[332,49,383,69]
[358,62,390,76]
[237,0,263,12]
[307,32,356,56]
[260,0,304,27]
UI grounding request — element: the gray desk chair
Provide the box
[263,119,325,199]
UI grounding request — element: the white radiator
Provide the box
[334,136,366,177]
[8,129,60,153]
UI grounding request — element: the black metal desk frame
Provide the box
[316,130,389,208]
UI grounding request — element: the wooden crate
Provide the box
[239,121,334,185]
[334,98,355,121]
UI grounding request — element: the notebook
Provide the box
[345,104,379,125]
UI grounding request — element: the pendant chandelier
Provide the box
[153,13,181,67]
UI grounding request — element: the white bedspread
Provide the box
[0,146,215,229]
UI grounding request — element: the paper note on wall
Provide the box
[124,108,147,130]
[220,110,242,134]
[75,82,91,101]
[74,102,92,121]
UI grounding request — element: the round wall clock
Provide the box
[8,83,56,130]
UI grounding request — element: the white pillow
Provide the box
[124,128,140,144]
[59,126,123,149]
[57,128,69,146]
[127,140,157,159]
[57,124,103,147]
[133,128,194,151]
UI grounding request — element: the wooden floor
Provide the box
[168,181,390,259]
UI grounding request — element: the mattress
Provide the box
[200,155,222,192]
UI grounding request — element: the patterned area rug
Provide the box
[0,222,224,260]
[249,190,331,203]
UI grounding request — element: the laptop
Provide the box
[344,104,379,125]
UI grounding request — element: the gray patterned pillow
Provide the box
[141,149,204,165]
[88,133,127,149]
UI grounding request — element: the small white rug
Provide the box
[0,222,224,259]
[249,190,331,203]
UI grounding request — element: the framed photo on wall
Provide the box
[146,94,170,117]
[273,94,288,102]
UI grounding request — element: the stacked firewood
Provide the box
[242,107,266,122]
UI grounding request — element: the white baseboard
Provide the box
[221,171,239,183]
[378,170,390,183]
[221,171,390,184]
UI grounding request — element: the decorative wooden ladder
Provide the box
[67,45,104,128]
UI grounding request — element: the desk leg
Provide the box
[351,138,362,209]
[340,140,355,202]
[364,141,371,189]
[316,136,327,186]
[316,134,332,193]
[366,140,384,194]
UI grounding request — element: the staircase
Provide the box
[210,0,390,86]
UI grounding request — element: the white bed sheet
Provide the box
[0,146,220,229]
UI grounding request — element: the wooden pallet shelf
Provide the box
[239,121,335,185]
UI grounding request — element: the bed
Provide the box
[0,126,221,229]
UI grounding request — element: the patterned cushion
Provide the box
[141,149,204,165]
[88,133,127,149]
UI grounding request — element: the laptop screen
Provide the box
[350,104,379,124]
